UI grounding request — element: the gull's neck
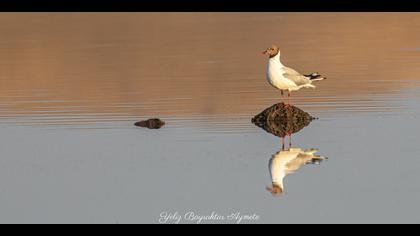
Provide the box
[273,178,284,191]
[269,156,286,191]
[272,167,285,190]
[269,52,284,67]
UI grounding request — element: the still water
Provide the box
[1,13,420,223]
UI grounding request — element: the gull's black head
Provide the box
[262,45,280,58]
[266,183,283,196]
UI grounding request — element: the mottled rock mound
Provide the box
[252,103,315,137]
[134,118,165,129]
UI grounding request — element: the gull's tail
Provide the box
[304,148,328,165]
[305,72,326,82]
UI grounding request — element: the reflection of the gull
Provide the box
[252,103,327,196]
[266,138,326,196]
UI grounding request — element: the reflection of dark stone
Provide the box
[135,118,165,129]
[252,103,315,138]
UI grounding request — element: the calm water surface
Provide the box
[1,13,420,223]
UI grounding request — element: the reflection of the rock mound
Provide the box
[252,103,315,138]
[266,147,326,196]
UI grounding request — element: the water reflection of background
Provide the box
[1,13,420,129]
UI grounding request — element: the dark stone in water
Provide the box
[134,118,165,129]
[252,103,315,138]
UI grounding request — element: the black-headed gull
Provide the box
[263,45,326,106]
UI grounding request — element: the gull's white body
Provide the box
[266,53,318,92]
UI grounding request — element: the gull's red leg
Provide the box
[281,90,284,104]
[289,91,292,106]
[286,91,291,108]
[288,133,292,149]
[281,137,285,150]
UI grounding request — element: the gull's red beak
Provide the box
[262,50,268,55]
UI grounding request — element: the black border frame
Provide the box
[1,0,420,12]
